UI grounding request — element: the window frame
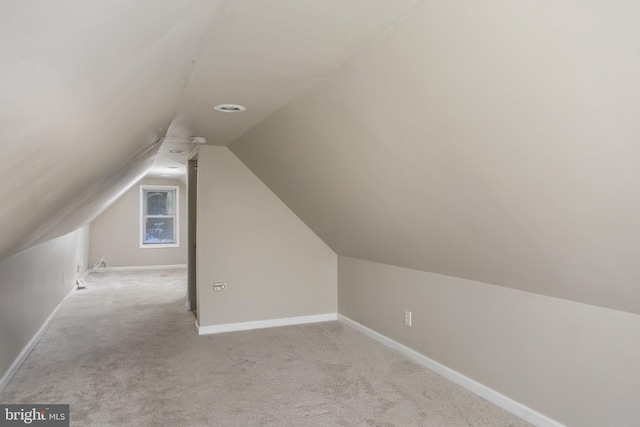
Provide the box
[139,185,179,249]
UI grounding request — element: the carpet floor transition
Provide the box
[0,269,531,426]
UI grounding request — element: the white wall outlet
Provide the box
[404,310,412,327]
[213,282,228,291]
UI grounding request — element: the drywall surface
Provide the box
[89,178,186,268]
[0,226,89,385]
[338,256,640,427]
[0,0,222,261]
[230,1,640,314]
[196,146,336,327]
[173,0,424,147]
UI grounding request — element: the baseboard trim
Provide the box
[0,286,77,393]
[197,313,338,335]
[338,314,565,427]
[109,264,187,272]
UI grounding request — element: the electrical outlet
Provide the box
[404,310,412,327]
[213,282,228,291]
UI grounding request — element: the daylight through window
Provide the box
[140,185,178,247]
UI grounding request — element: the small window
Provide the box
[140,185,179,248]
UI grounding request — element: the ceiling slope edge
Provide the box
[229,1,640,315]
[0,0,227,262]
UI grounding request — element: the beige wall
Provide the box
[338,256,640,427]
[196,146,337,327]
[89,178,187,268]
[230,1,640,315]
[225,4,640,424]
[0,226,89,388]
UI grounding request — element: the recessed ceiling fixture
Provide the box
[214,104,246,113]
[160,174,171,177]
[169,150,185,154]
[191,136,207,144]
[167,166,179,169]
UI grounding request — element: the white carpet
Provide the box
[0,270,531,426]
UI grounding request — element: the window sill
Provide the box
[140,243,180,249]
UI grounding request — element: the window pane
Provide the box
[144,218,174,243]
[146,191,175,215]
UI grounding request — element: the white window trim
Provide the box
[139,185,179,249]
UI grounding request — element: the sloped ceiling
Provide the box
[170,0,423,146]
[0,0,224,260]
[230,1,640,314]
[0,0,421,260]
[2,1,639,315]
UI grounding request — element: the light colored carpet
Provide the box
[1,270,531,426]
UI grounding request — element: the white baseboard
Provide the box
[108,264,187,272]
[197,313,337,335]
[0,286,77,393]
[338,314,565,427]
